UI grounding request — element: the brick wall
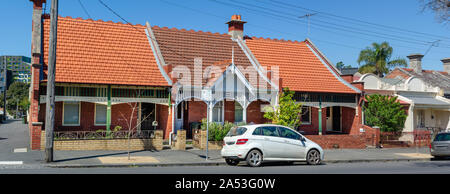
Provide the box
[305,134,366,149]
[40,130,163,151]
[192,129,223,150]
[247,100,270,124]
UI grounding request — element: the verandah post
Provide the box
[106,85,111,133]
[318,95,322,135]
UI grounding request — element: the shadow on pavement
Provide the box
[53,150,155,163]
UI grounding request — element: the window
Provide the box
[226,127,248,137]
[95,104,107,125]
[212,101,223,123]
[434,133,450,141]
[63,102,80,126]
[253,127,262,135]
[278,127,301,140]
[234,103,243,123]
[301,106,311,124]
[261,126,280,137]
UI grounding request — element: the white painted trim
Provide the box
[235,38,279,91]
[305,40,361,93]
[145,22,173,85]
[62,101,81,126]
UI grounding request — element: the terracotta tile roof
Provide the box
[245,37,358,94]
[42,16,169,87]
[151,26,269,89]
[390,68,450,94]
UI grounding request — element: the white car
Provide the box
[221,124,324,167]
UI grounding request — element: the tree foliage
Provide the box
[1,82,30,118]
[357,42,407,77]
[336,61,352,70]
[419,0,449,23]
[364,94,407,132]
[264,88,302,129]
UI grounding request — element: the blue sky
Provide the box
[1,0,449,71]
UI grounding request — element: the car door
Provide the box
[259,126,285,159]
[277,127,306,159]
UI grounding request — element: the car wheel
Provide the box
[246,150,263,167]
[306,149,321,165]
[225,159,239,166]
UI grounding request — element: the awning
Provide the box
[401,96,450,109]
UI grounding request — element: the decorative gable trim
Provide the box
[305,39,361,93]
[235,38,279,91]
[145,22,173,85]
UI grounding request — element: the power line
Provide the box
[224,0,450,48]
[268,0,450,41]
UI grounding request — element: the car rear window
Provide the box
[434,133,450,141]
[226,127,247,137]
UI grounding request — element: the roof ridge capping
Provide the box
[151,25,229,36]
[58,15,145,27]
[249,36,301,43]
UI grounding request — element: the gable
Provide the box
[41,17,169,86]
[245,37,359,94]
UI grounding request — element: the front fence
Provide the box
[54,130,156,141]
[380,129,444,147]
[41,130,163,151]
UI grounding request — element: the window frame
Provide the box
[62,101,81,126]
[277,126,302,140]
[301,106,311,125]
[94,103,107,126]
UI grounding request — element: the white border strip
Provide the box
[0,161,23,165]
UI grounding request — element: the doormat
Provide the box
[98,156,160,164]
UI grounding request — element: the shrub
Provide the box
[200,119,245,141]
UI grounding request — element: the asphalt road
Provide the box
[1,160,450,174]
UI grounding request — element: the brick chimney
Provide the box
[29,0,46,150]
[407,53,424,74]
[226,15,246,40]
[442,58,450,74]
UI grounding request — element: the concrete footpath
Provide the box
[0,120,437,168]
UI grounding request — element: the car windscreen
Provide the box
[226,127,247,137]
[434,133,450,141]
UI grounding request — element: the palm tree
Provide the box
[357,42,407,77]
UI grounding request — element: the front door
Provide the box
[332,106,341,132]
[175,102,184,131]
[326,107,333,131]
[140,103,156,130]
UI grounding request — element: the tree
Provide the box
[419,0,449,23]
[1,82,30,118]
[264,88,302,129]
[364,94,407,132]
[357,42,407,77]
[336,61,352,70]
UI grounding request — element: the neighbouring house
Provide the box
[386,54,450,99]
[28,0,372,150]
[358,55,450,142]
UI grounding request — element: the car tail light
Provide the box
[236,139,248,145]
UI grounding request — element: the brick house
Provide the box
[28,0,368,150]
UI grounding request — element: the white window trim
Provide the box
[94,103,107,126]
[62,101,81,126]
[301,106,312,125]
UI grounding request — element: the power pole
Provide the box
[299,13,317,38]
[45,0,59,163]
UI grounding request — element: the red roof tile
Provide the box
[245,37,358,93]
[42,16,169,87]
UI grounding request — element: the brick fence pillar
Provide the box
[172,130,186,150]
[31,122,43,150]
[373,126,381,148]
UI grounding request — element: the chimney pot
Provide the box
[226,15,246,40]
[441,58,450,74]
[407,53,424,74]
